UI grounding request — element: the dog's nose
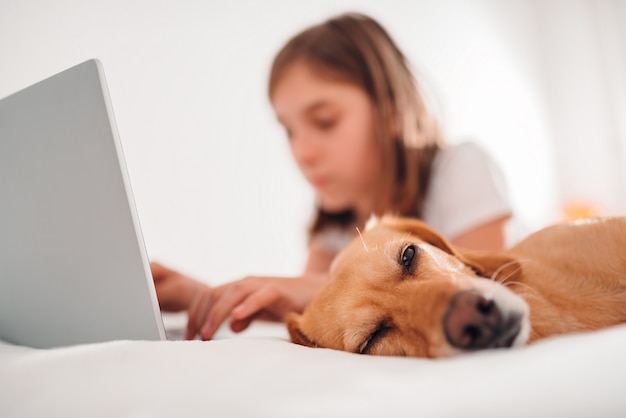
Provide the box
[443,290,515,350]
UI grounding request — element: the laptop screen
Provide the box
[0,60,166,348]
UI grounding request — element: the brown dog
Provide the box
[286,216,626,358]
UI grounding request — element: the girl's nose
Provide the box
[290,133,320,168]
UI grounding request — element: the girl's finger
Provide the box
[199,285,249,340]
[186,289,214,339]
[231,285,281,321]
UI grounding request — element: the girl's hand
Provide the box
[185,274,327,340]
[150,262,207,312]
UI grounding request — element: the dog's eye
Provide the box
[358,318,394,355]
[400,244,418,275]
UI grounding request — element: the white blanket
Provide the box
[2,322,626,418]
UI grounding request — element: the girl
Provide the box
[152,12,514,340]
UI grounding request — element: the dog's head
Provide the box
[287,216,530,358]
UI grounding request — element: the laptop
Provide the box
[0,59,172,348]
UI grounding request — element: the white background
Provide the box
[2,0,625,285]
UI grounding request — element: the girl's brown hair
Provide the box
[268,12,445,236]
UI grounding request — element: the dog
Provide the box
[286,215,626,358]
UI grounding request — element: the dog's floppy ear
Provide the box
[285,313,317,348]
[426,231,521,281]
[454,250,521,281]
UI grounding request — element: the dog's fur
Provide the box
[286,216,626,358]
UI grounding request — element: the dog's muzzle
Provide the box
[442,290,523,350]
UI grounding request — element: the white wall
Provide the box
[2,0,624,285]
[533,0,626,214]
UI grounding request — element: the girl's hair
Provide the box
[268,12,445,237]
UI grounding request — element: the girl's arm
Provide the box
[303,244,336,274]
[450,215,511,252]
[151,262,207,312]
[152,245,337,340]
[186,245,335,340]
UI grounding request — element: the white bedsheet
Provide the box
[1,322,626,418]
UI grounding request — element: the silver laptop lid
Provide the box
[0,59,166,348]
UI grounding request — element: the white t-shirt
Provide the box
[422,142,512,240]
[312,142,513,253]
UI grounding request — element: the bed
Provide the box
[1,317,626,418]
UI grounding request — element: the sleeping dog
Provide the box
[286,216,626,358]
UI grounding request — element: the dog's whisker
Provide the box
[495,266,521,285]
[490,260,516,282]
[490,260,521,282]
[492,258,532,284]
[502,281,539,296]
[356,227,369,253]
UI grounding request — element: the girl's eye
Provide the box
[314,118,337,130]
[400,244,418,275]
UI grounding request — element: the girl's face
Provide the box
[271,61,381,216]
